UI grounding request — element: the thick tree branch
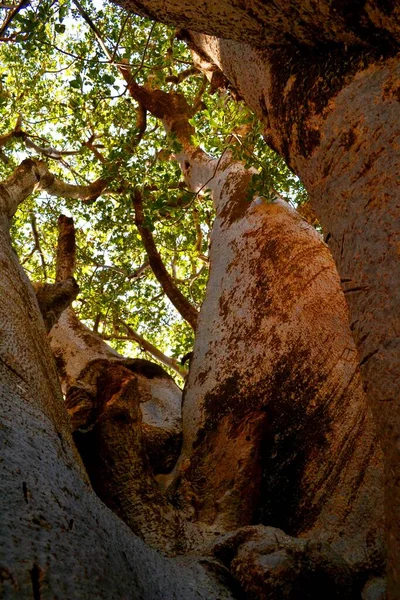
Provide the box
[0,158,107,221]
[132,189,198,330]
[106,319,188,380]
[34,278,79,332]
[32,214,79,332]
[0,119,94,162]
[0,0,27,39]
[114,0,400,48]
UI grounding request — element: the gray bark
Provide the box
[0,164,234,599]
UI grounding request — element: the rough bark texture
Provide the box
[167,165,384,576]
[50,310,183,470]
[46,197,374,593]
[110,3,400,589]
[182,32,400,595]
[116,0,400,47]
[49,309,194,553]
[2,7,397,592]
[33,277,79,331]
[111,79,385,584]
[0,176,238,599]
[213,526,354,599]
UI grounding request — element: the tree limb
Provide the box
[104,319,188,380]
[0,158,107,220]
[56,214,76,282]
[31,214,79,332]
[34,278,79,332]
[132,189,198,330]
[0,0,28,39]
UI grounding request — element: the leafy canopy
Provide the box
[0,0,306,376]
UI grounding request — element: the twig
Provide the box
[111,13,130,62]
[72,0,113,62]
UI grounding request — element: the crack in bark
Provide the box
[30,563,41,600]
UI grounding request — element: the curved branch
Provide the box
[0,158,107,220]
[132,189,199,330]
[108,319,188,380]
[0,0,27,39]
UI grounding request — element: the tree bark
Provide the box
[107,5,400,589]
[49,215,193,553]
[182,32,400,595]
[0,162,237,599]
[49,308,198,555]
[116,0,400,47]
[1,13,396,593]
[95,78,385,584]
[162,142,384,577]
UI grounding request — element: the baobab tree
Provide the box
[109,1,400,595]
[0,1,393,598]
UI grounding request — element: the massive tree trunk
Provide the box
[48,200,381,595]
[183,35,400,595]
[0,162,237,599]
[113,1,400,593]
[164,140,384,577]
[47,138,384,592]
[0,69,390,599]
[104,77,384,583]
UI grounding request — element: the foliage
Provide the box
[0,0,307,376]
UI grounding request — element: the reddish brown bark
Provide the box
[169,185,384,575]
[185,33,400,594]
[56,215,76,282]
[115,79,385,582]
[116,0,400,47]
